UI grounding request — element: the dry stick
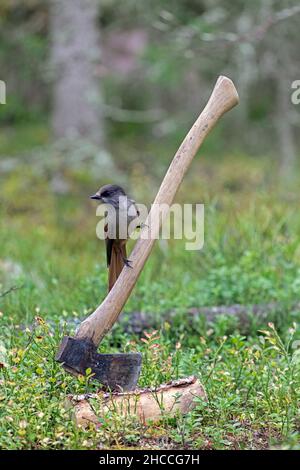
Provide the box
[0,285,24,298]
[76,76,239,346]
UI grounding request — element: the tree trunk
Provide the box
[276,69,296,179]
[50,0,105,145]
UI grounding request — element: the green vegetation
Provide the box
[0,126,299,449]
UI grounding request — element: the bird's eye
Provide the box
[101,190,109,197]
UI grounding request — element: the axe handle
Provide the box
[76,75,239,345]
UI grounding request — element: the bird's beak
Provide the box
[90,193,102,201]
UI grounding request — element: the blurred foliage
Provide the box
[1,125,300,322]
[0,0,299,160]
[0,0,48,123]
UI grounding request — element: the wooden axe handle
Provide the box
[76,75,239,345]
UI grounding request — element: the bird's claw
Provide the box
[136,222,148,230]
[123,258,133,268]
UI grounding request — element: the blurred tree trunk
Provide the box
[276,70,296,179]
[50,0,105,145]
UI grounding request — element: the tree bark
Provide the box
[50,0,104,145]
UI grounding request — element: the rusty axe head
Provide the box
[56,336,142,391]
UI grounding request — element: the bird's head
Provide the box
[90,184,126,204]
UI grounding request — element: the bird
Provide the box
[90,184,140,291]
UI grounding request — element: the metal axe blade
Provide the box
[56,336,142,391]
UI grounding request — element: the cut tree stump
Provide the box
[68,376,206,427]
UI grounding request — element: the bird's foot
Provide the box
[123,257,133,268]
[136,222,148,230]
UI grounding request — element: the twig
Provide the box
[103,104,164,123]
[194,5,300,46]
[0,285,24,298]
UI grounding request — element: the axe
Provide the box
[56,76,239,391]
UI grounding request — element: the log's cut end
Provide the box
[68,376,206,427]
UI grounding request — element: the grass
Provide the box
[0,125,300,449]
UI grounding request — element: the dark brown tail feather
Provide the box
[108,242,126,291]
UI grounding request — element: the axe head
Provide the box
[56,336,142,391]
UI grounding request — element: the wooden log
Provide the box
[119,302,291,334]
[69,376,206,427]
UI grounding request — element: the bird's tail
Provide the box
[108,243,126,291]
